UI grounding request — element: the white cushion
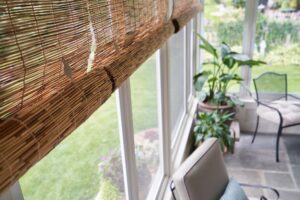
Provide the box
[256,100,300,126]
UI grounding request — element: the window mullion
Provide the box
[116,80,139,200]
[196,1,205,74]
[183,26,188,113]
[156,45,172,177]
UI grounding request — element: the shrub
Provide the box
[232,0,246,8]
[216,14,300,51]
[100,179,121,200]
[217,20,243,47]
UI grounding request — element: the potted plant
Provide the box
[193,35,265,112]
[193,110,234,152]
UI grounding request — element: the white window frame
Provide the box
[116,80,140,200]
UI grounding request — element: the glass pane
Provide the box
[168,29,185,135]
[251,4,300,93]
[204,0,245,92]
[131,54,161,199]
[20,96,125,200]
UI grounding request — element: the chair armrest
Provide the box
[240,183,280,200]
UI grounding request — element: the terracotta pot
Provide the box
[197,101,235,113]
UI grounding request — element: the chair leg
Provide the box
[252,116,260,143]
[276,125,283,162]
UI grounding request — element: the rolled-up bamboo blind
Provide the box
[0,0,201,193]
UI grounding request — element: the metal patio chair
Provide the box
[252,72,300,162]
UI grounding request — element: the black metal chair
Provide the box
[252,72,300,162]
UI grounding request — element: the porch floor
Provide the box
[224,134,300,200]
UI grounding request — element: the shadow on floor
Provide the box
[224,134,300,200]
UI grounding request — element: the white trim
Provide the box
[186,22,193,107]
[0,182,24,200]
[156,45,172,178]
[183,26,188,114]
[240,0,259,97]
[172,97,198,169]
[116,81,139,200]
[145,168,164,200]
[171,112,186,148]
[163,98,198,200]
[196,1,205,74]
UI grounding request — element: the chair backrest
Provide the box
[172,138,229,200]
[253,72,287,103]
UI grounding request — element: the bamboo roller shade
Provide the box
[0,0,201,193]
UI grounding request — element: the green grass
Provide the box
[20,56,157,200]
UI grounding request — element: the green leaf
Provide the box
[198,91,207,102]
[202,61,220,67]
[237,59,266,67]
[208,77,217,83]
[197,33,218,58]
[193,71,211,91]
[220,42,231,59]
[223,55,236,69]
[229,53,266,67]
[230,94,244,106]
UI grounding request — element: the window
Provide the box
[168,28,186,137]
[251,5,300,93]
[130,55,161,199]
[19,96,125,200]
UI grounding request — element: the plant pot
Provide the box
[197,101,235,114]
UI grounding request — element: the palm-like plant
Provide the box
[193,111,234,152]
[194,34,266,106]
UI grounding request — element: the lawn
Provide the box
[204,0,300,94]
[252,44,300,93]
[19,55,158,200]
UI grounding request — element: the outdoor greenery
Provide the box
[205,0,300,93]
[193,110,234,151]
[20,56,158,200]
[217,13,300,49]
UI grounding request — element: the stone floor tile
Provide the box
[227,169,263,198]
[283,135,300,165]
[237,134,286,152]
[265,189,300,200]
[225,149,289,172]
[264,172,295,189]
[291,165,300,189]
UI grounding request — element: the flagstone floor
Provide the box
[224,134,300,200]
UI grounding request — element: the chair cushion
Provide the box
[256,100,300,126]
[220,179,248,200]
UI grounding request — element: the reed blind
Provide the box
[0,0,201,193]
